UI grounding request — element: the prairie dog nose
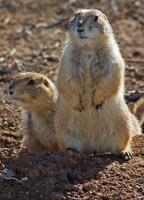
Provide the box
[77,28,84,33]
[8,83,14,95]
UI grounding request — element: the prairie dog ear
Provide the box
[70,16,74,22]
[43,78,49,87]
[69,15,76,24]
[102,14,108,22]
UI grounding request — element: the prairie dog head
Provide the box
[8,72,57,110]
[69,9,112,48]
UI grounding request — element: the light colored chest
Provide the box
[69,50,106,83]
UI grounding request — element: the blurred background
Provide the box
[0,0,143,80]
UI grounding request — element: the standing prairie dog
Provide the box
[55,9,141,158]
[8,72,58,152]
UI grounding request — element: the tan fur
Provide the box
[9,72,58,152]
[55,9,141,155]
[134,97,144,122]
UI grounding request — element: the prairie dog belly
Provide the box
[58,96,121,154]
[77,51,97,110]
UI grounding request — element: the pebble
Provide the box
[97,171,104,177]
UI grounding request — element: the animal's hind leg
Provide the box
[111,131,133,159]
[115,149,134,159]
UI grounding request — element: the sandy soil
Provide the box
[0,0,144,199]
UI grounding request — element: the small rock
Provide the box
[24,27,33,35]
[133,51,141,57]
[10,154,18,161]
[0,57,5,62]
[71,185,80,192]
[97,171,104,177]
[21,177,28,182]
[83,183,91,192]
[35,22,48,29]
[135,1,140,7]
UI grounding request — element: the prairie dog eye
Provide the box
[94,16,98,21]
[28,80,35,85]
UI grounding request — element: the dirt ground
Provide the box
[0,0,144,199]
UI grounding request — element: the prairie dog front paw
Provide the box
[70,97,84,112]
[73,103,84,112]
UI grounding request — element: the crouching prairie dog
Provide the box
[55,9,142,158]
[8,72,58,152]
